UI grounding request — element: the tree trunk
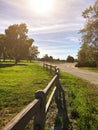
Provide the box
[3,52,6,62]
[96,61,98,68]
[15,58,19,64]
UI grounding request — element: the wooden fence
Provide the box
[43,63,59,75]
[2,63,65,130]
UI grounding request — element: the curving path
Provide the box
[36,61,98,90]
[57,63,98,89]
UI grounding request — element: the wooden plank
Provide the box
[44,75,58,95]
[2,99,40,130]
[45,87,57,113]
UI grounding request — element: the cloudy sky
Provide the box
[0,0,96,59]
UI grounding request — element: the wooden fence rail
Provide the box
[2,63,62,130]
[43,63,59,75]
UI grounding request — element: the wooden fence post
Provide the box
[43,63,45,69]
[33,90,46,130]
[46,64,47,71]
[55,66,57,74]
[55,70,62,104]
[50,65,52,74]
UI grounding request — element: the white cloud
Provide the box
[0,0,96,59]
[65,37,79,42]
[29,23,83,34]
[0,0,96,34]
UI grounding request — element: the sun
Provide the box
[30,0,54,15]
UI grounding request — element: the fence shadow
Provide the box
[54,86,72,130]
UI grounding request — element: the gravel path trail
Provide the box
[57,63,98,89]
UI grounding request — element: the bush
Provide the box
[75,62,96,67]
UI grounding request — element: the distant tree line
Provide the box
[40,54,75,62]
[77,0,98,67]
[41,54,54,62]
[0,23,39,64]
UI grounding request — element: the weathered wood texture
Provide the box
[2,63,61,130]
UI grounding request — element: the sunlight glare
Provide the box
[30,0,54,15]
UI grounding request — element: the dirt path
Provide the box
[36,61,98,89]
[57,63,98,89]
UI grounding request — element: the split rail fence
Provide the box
[2,63,64,130]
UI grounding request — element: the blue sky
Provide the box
[0,0,96,59]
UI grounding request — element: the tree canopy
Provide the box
[41,54,54,62]
[29,45,40,62]
[66,55,74,62]
[78,0,98,67]
[0,23,35,64]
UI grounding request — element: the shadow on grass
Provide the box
[0,63,27,68]
[54,87,73,130]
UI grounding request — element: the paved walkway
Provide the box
[57,63,98,89]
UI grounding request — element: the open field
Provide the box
[0,61,52,128]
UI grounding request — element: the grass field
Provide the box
[0,61,52,128]
[0,61,98,130]
[60,72,98,130]
[80,67,98,73]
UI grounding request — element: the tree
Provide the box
[41,54,54,61]
[42,54,49,61]
[0,34,7,61]
[29,45,40,62]
[78,0,98,67]
[66,55,74,62]
[5,23,34,64]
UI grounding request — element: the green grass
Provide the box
[80,67,98,73]
[0,61,98,130]
[0,61,52,128]
[60,72,98,130]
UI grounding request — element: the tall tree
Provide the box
[78,0,98,67]
[5,23,34,64]
[0,34,6,61]
[29,45,40,62]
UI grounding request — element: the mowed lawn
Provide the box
[0,62,51,128]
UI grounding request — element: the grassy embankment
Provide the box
[0,61,52,128]
[80,67,98,73]
[60,72,98,130]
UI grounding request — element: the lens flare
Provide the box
[30,0,54,15]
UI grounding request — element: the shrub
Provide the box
[75,62,96,67]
